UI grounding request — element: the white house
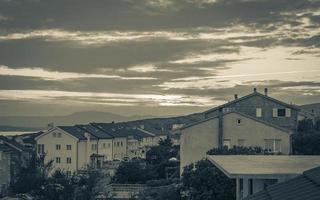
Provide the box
[36,126,95,174]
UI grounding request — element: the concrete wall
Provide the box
[206,94,298,131]
[180,118,219,173]
[223,112,291,154]
[37,128,79,173]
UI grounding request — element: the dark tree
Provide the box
[181,159,235,200]
[146,138,179,179]
[113,161,156,184]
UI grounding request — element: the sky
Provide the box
[0,0,320,117]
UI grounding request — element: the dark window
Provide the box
[249,179,253,195]
[277,109,286,117]
[237,119,241,124]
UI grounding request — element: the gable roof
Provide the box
[57,126,96,140]
[204,91,300,115]
[76,124,113,139]
[91,122,153,139]
[0,135,30,152]
[181,111,292,134]
[244,166,320,200]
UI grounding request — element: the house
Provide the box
[139,126,168,145]
[205,88,300,132]
[0,136,31,196]
[244,165,320,200]
[180,111,293,172]
[206,155,320,200]
[91,123,129,160]
[36,126,96,174]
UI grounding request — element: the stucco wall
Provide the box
[206,94,298,131]
[98,139,113,160]
[223,112,291,154]
[180,118,219,172]
[180,112,292,174]
[37,128,78,173]
[113,137,127,159]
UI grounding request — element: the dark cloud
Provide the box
[0,0,319,116]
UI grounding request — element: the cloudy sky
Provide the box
[0,0,320,117]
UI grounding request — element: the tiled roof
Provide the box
[0,135,29,152]
[204,91,300,115]
[91,122,153,139]
[58,126,95,140]
[244,166,320,200]
[76,124,113,139]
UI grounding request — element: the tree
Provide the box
[10,154,53,195]
[181,159,235,200]
[146,138,179,179]
[137,184,180,200]
[113,161,156,184]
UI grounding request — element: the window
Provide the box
[37,144,45,154]
[277,109,286,117]
[57,132,62,138]
[237,119,242,125]
[91,144,97,151]
[56,157,61,163]
[273,108,291,118]
[103,143,106,149]
[52,132,57,137]
[66,145,72,150]
[66,157,72,164]
[264,139,281,152]
[117,142,120,147]
[56,144,61,150]
[238,139,245,147]
[108,143,111,148]
[256,108,262,117]
[121,141,123,147]
[223,139,231,149]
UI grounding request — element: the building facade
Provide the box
[180,111,293,172]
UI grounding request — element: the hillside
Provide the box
[0,111,153,129]
[300,103,320,116]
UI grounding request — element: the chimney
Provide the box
[47,122,54,130]
[253,88,257,93]
[264,88,268,96]
[234,94,238,100]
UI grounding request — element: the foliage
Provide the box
[145,138,179,179]
[137,184,181,200]
[293,118,320,155]
[10,154,53,195]
[10,154,110,200]
[298,118,315,133]
[181,159,235,200]
[113,161,156,184]
[207,145,275,155]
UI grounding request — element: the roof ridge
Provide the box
[204,91,300,114]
